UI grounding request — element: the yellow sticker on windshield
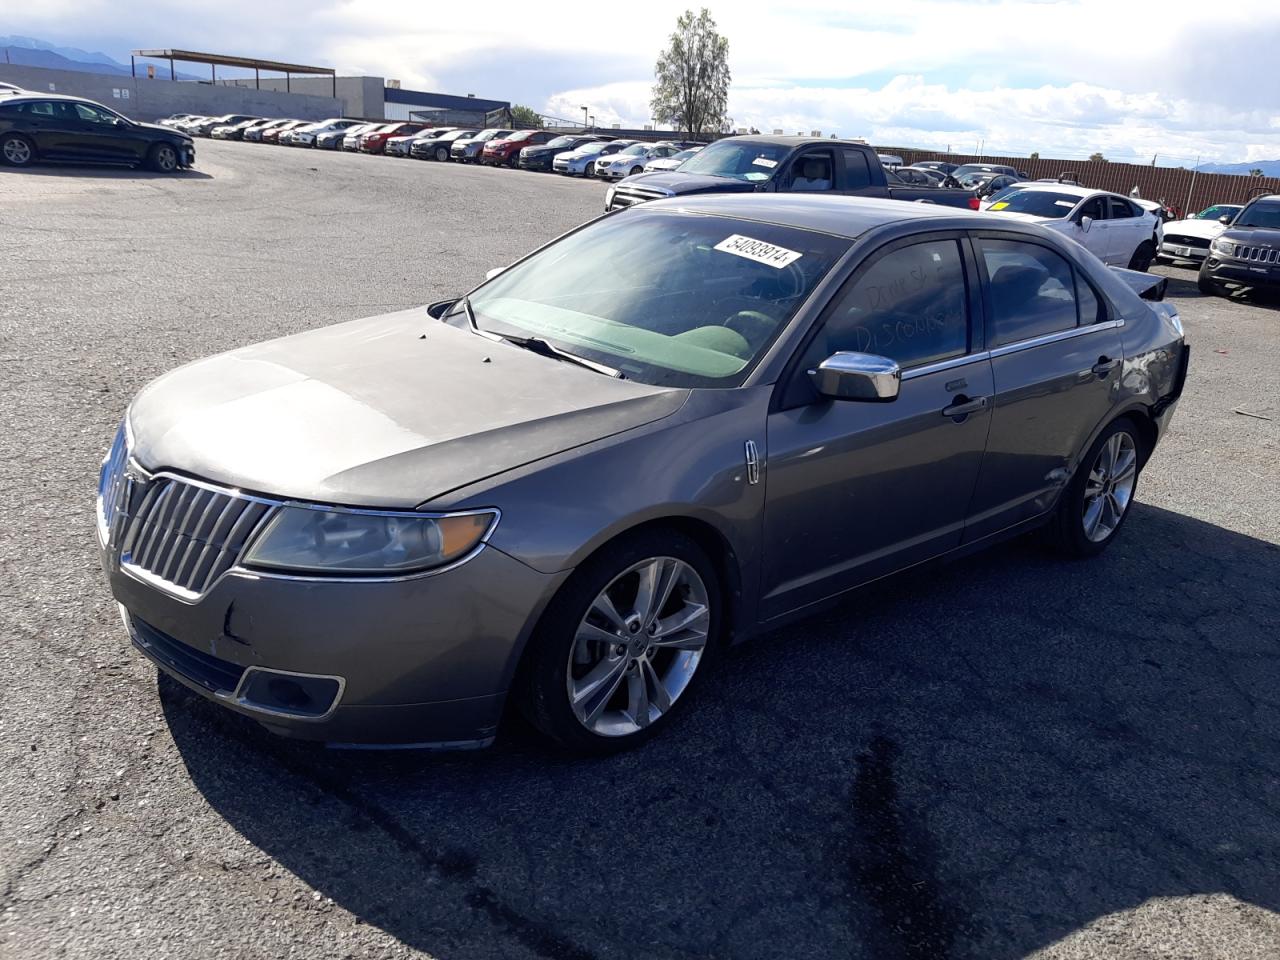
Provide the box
[990,202,1009,210]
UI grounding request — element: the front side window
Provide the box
[979,239,1079,346]
[1077,197,1107,221]
[786,151,834,192]
[72,102,119,125]
[462,210,851,387]
[805,239,970,369]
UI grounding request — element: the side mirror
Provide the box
[807,352,900,402]
[1219,215,1232,225]
[485,266,506,281]
[1079,215,1094,233]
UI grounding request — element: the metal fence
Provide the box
[877,147,1280,217]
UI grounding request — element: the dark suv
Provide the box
[0,93,194,172]
[1198,195,1280,297]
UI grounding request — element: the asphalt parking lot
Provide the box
[2,140,1279,960]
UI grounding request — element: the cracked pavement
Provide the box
[1,140,1278,959]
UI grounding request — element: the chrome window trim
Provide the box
[989,318,1125,359]
[111,463,500,601]
[900,352,990,381]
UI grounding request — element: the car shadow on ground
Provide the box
[1160,267,1280,310]
[0,163,212,181]
[162,503,1280,960]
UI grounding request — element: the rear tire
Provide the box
[1044,417,1143,558]
[516,528,722,755]
[1,133,35,167]
[148,142,178,173]
[1128,241,1156,272]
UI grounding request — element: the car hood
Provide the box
[128,309,686,509]
[616,171,759,196]
[1218,226,1280,246]
[1163,218,1225,239]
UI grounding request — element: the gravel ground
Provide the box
[1,140,1278,960]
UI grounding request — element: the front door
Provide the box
[1070,196,1115,263]
[68,101,139,163]
[760,234,993,620]
[963,234,1124,541]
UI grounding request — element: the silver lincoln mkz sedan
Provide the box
[98,196,1189,754]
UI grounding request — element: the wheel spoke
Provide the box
[572,657,627,724]
[1112,448,1137,484]
[577,621,621,647]
[627,670,651,727]
[1083,496,1104,538]
[641,659,673,713]
[589,591,628,633]
[631,558,680,625]
[651,602,709,646]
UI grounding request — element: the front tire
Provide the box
[1197,263,1224,297]
[148,142,179,173]
[435,146,449,162]
[1045,418,1142,557]
[1128,241,1156,272]
[1,133,35,167]
[517,529,721,754]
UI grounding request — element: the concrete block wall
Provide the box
[227,75,384,119]
[0,64,341,122]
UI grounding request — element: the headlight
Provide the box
[1211,237,1235,257]
[242,507,497,575]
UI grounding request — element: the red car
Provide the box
[358,122,427,154]
[480,129,560,167]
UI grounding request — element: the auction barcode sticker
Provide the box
[714,234,803,269]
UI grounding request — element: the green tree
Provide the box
[1029,151,1040,161]
[651,8,731,137]
[1249,168,1264,177]
[1089,152,1107,162]
[510,105,543,129]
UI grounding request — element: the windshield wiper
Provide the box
[463,296,624,378]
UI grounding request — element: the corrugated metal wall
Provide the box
[879,147,1280,216]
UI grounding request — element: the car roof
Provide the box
[1001,183,1124,201]
[1,92,99,105]
[642,193,1027,240]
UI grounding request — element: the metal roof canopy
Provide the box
[130,49,336,97]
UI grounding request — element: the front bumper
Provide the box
[103,533,566,747]
[518,154,553,171]
[1160,240,1209,261]
[1202,256,1280,290]
[180,143,196,168]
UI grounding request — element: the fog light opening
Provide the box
[236,668,343,720]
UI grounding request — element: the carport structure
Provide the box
[129,49,337,98]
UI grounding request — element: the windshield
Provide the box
[676,140,789,182]
[1196,204,1242,221]
[575,142,609,155]
[461,209,850,387]
[671,149,699,162]
[1233,201,1280,229]
[985,186,1025,206]
[953,164,1012,179]
[473,129,510,142]
[616,144,648,156]
[987,191,1081,218]
[545,136,578,149]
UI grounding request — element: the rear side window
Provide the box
[805,239,970,369]
[20,101,58,117]
[978,239,1080,346]
[842,149,873,189]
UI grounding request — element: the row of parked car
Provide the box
[163,111,709,177]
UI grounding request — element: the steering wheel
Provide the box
[723,310,777,352]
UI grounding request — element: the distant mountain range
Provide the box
[1198,159,1280,178]
[0,35,204,81]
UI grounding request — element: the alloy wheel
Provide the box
[3,137,32,165]
[1082,430,1137,542]
[566,556,710,737]
[154,145,177,172]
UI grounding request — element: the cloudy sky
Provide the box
[11,0,1280,163]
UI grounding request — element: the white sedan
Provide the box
[985,184,1163,270]
[643,145,702,173]
[597,143,682,180]
[1157,204,1244,263]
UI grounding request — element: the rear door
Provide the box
[15,100,80,158]
[963,233,1123,541]
[760,232,994,618]
[1106,196,1146,266]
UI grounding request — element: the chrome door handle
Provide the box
[941,395,988,418]
[1091,356,1120,377]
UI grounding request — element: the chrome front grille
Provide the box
[119,476,274,600]
[610,185,670,208]
[1164,234,1210,249]
[1229,243,1280,263]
